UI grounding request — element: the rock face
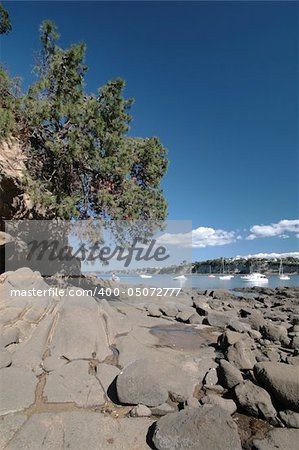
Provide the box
[152,406,242,450]
[235,381,277,423]
[254,362,299,412]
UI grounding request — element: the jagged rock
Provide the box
[279,410,299,428]
[130,404,152,417]
[201,394,237,415]
[235,380,278,423]
[152,405,242,450]
[218,359,243,389]
[227,340,256,370]
[254,362,299,412]
[252,428,299,450]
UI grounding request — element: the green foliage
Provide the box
[1,20,168,229]
[0,3,11,35]
[0,67,20,139]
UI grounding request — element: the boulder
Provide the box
[116,358,196,407]
[261,323,290,346]
[130,404,152,417]
[227,340,256,370]
[218,359,243,389]
[254,362,299,412]
[160,302,179,318]
[279,410,299,428]
[201,394,237,415]
[252,428,299,450]
[151,403,176,416]
[153,406,242,450]
[203,367,218,385]
[235,380,277,423]
[206,310,236,328]
[147,304,162,318]
[188,313,203,324]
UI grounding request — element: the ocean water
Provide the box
[95,273,299,290]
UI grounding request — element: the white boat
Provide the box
[219,275,234,280]
[242,273,268,283]
[139,274,152,279]
[279,259,290,280]
[218,258,234,280]
[173,275,187,280]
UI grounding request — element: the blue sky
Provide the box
[1,1,298,260]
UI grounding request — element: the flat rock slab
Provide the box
[252,428,299,450]
[4,412,152,450]
[0,367,37,415]
[0,414,28,448]
[44,360,105,407]
[153,405,242,450]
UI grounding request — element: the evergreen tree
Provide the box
[0,3,12,35]
[1,21,168,237]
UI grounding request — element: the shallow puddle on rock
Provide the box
[149,324,218,351]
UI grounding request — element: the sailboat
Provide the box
[219,258,234,280]
[279,259,290,280]
[208,265,216,278]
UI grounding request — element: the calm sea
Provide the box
[94,273,299,290]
